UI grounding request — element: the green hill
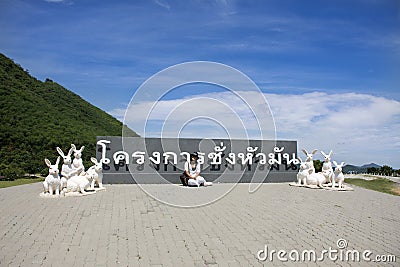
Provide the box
[0,53,138,179]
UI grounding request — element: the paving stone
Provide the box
[0,183,398,266]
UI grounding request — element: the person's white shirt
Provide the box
[184,161,200,177]
[184,161,212,187]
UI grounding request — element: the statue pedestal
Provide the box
[289,182,353,191]
[39,189,103,198]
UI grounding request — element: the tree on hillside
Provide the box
[367,167,378,174]
[380,165,393,176]
[0,52,139,179]
[0,164,24,181]
[313,160,322,172]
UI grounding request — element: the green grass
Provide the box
[346,178,400,196]
[0,178,44,189]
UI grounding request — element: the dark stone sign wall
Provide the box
[96,136,298,184]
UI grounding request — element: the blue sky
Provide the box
[1,0,399,167]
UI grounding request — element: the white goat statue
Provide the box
[321,150,333,183]
[332,161,345,189]
[71,144,85,175]
[302,148,318,174]
[43,157,61,195]
[85,157,104,190]
[297,157,309,185]
[57,146,78,190]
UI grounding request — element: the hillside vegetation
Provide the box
[0,53,138,179]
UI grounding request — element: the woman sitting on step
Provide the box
[181,152,212,187]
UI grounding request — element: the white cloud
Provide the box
[110,91,275,140]
[109,91,400,167]
[153,0,170,10]
[43,0,73,5]
[265,92,400,167]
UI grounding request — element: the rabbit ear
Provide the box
[321,151,327,158]
[80,146,85,152]
[68,147,73,156]
[329,150,333,157]
[311,149,318,155]
[302,149,308,155]
[333,161,338,167]
[45,159,51,167]
[341,162,345,167]
[56,147,65,157]
[56,156,60,166]
[91,157,98,164]
[71,144,76,151]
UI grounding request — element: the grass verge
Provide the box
[0,178,44,189]
[346,178,399,196]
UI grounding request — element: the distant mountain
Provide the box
[343,163,382,174]
[360,163,381,169]
[0,53,138,178]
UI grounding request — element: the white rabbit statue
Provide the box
[43,157,61,195]
[57,146,78,190]
[332,161,345,188]
[85,157,104,189]
[297,157,309,185]
[306,169,329,188]
[321,150,333,183]
[64,175,91,194]
[302,148,318,174]
[71,144,85,175]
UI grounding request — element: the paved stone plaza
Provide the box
[0,182,398,266]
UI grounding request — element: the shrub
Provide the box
[1,165,25,181]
